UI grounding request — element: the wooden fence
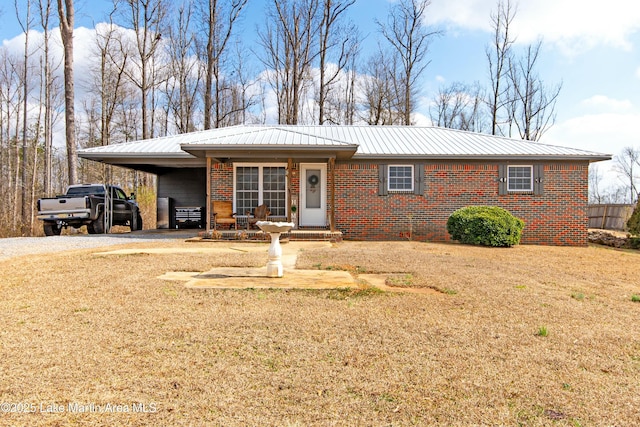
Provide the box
[588,204,635,230]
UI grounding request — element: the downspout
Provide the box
[206,157,211,231]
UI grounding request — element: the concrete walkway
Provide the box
[154,241,359,290]
[97,240,438,293]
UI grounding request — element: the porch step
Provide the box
[202,229,342,242]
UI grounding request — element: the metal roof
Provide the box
[78,125,611,163]
[78,134,194,157]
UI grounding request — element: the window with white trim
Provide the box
[235,164,287,217]
[388,165,414,192]
[507,165,533,192]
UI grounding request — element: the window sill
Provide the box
[388,190,415,194]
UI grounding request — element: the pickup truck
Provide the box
[37,184,143,236]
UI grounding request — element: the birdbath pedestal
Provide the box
[256,221,294,278]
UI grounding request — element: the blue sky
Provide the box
[2,0,640,187]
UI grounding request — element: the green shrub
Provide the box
[627,203,640,236]
[446,206,525,247]
[627,237,640,250]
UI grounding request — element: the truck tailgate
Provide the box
[37,197,92,220]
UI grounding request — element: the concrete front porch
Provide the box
[200,228,343,242]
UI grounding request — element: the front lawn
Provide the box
[1,240,638,426]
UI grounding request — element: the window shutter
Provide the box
[378,164,388,196]
[498,164,507,195]
[534,164,544,195]
[414,164,425,195]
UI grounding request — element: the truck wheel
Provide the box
[43,222,62,236]
[87,223,97,234]
[130,212,138,232]
[91,213,110,234]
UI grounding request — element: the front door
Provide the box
[299,163,326,227]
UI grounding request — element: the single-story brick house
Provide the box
[78,125,610,245]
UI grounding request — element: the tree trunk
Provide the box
[20,5,31,234]
[57,0,77,185]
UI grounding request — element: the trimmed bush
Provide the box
[446,206,525,247]
[627,203,640,236]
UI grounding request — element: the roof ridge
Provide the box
[274,127,355,146]
[197,125,357,146]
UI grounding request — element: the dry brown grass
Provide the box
[1,240,640,426]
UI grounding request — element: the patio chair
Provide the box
[212,200,237,230]
[246,204,271,230]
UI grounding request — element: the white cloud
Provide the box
[427,0,640,55]
[542,93,640,185]
[412,111,432,126]
[581,96,634,113]
[544,111,640,185]
[546,112,639,153]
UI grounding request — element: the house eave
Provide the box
[181,144,358,161]
[351,154,612,162]
[78,152,205,174]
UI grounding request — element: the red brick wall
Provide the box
[333,162,589,246]
[209,160,589,246]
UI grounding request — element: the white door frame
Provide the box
[299,163,327,227]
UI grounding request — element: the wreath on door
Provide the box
[307,174,319,186]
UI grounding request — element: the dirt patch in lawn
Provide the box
[0,240,639,426]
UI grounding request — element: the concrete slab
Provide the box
[160,267,359,290]
[106,240,437,293]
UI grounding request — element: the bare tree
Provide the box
[79,17,131,185]
[93,19,130,148]
[57,0,77,185]
[0,49,23,233]
[258,0,320,125]
[116,0,169,140]
[588,164,605,204]
[377,0,438,125]
[613,146,640,203]
[430,82,486,132]
[359,48,398,125]
[165,1,200,133]
[16,0,35,234]
[342,52,358,124]
[588,163,628,204]
[486,0,516,136]
[507,40,561,141]
[196,0,247,129]
[219,39,259,126]
[316,0,357,124]
[37,0,61,197]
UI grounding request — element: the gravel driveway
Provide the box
[0,231,200,261]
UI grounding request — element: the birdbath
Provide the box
[256,221,294,278]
